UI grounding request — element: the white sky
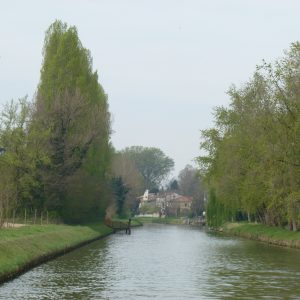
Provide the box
[1,0,300,175]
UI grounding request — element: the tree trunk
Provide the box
[292,218,297,232]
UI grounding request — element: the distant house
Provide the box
[137,190,160,216]
[165,194,193,217]
[138,190,193,217]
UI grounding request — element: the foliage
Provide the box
[0,20,112,224]
[168,179,179,191]
[139,203,160,215]
[205,189,233,227]
[178,165,205,216]
[33,20,112,222]
[111,176,129,217]
[111,151,145,215]
[198,42,300,230]
[121,146,174,190]
[0,97,48,222]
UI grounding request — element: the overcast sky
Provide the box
[1,1,300,175]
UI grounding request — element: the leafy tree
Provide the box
[178,165,205,216]
[121,146,174,190]
[0,98,47,213]
[169,179,179,191]
[111,177,129,217]
[198,42,300,230]
[112,151,145,215]
[34,20,112,222]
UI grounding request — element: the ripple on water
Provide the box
[1,224,300,299]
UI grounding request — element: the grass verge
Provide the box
[0,223,113,283]
[222,222,300,249]
[111,217,143,227]
[135,216,185,225]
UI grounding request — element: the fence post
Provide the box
[47,211,49,225]
[41,211,43,225]
[24,209,27,225]
[34,209,37,225]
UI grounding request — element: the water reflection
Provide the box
[0,224,300,299]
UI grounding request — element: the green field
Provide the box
[0,223,112,282]
[222,222,300,249]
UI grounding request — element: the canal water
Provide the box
[0,224,300,299]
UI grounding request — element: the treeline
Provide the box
[168,165,205,217]
[0,21,112,223]
[0,19,175,224]
[0,20,182,224]
[112,149,205,218]
[198,43,300,231]
[111,146,174,217]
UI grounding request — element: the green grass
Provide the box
[222,222,300,248]
[111,217,142,227]
[0,223,112,281]
[135,216,184,225]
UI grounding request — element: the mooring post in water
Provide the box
[126,218,131,235]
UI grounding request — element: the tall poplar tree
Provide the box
[34,20,112,222]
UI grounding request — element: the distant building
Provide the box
[165,194,192,216]
[138,190,193,217]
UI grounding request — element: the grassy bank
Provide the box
[221,222,300,249]
[136,216,185,225]
[0,223,113,283]
[111,217,143,227]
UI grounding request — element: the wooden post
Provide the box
[127,218,131,235]
[41,211,43,225]
[47,211,49,225]
[24,209,27,225]
[34,209,37,225]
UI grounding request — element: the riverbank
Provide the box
[136,216,186,225]
[220,222,300,249]
[111,218,142,226]
[0,223,113,284]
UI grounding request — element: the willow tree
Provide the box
[34,20,112,222]
[198,42,300,230]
